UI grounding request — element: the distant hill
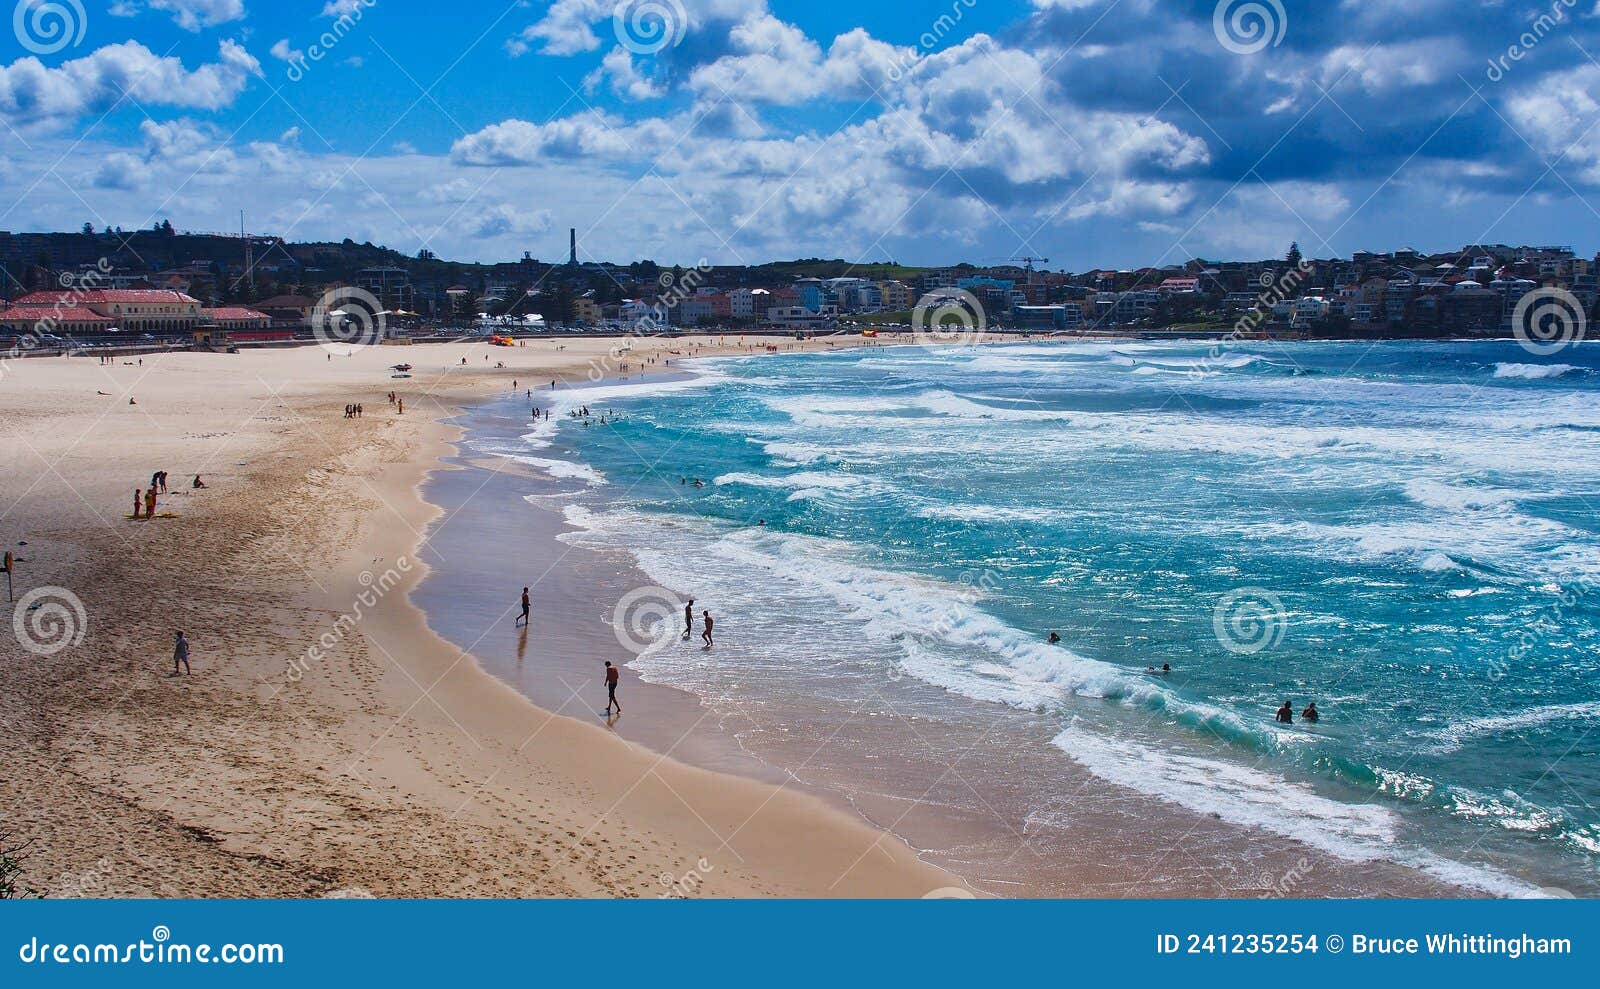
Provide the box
[759,259,928,279]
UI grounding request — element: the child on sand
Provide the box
[172,631,191,676]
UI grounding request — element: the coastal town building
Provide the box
[4,288,202,333]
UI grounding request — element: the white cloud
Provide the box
[0,40,261,132]
[472,203,555,239]
[149,0,246,31]
[1504,64,1600,181]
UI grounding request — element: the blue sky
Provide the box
[5,0,1600,269]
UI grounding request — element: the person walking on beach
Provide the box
[132,488,142,519]
[1275,700,1294,724]
[603,660,622,715]
[701,610,714,648]
[172,630,191,676]
[517,586,530,627]
[684,598,695,639]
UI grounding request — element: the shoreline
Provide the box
[0,336,960,898]
[410,353,1490,899]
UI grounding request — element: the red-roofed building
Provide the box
[1,305,115,335]
[8,289,202,333]
[201,306,271,330]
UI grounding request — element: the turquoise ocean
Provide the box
[475,339,1600,896]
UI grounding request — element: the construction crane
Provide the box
[1011,255,1049,286]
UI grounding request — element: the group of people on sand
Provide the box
[132,470,207,519]
[344,403,365,418]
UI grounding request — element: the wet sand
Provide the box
[415,388,1469,898]
[0,337,956,898]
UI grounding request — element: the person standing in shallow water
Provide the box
[1276,700,1294,724]
[701,610,714,648]
[603,661,622,714]
[684,598,694,639]
[517,586,530,627]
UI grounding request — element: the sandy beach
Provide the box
[0,335,962,898]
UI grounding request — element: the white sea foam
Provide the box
[1427,701,1600,754]
[713,470,887,503]
[1049,726,1537,895]
[1402,478,1522,512]
[1493,363,1583,380]
[511,455,607,485]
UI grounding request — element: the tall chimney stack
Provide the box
[569,227,577,266]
